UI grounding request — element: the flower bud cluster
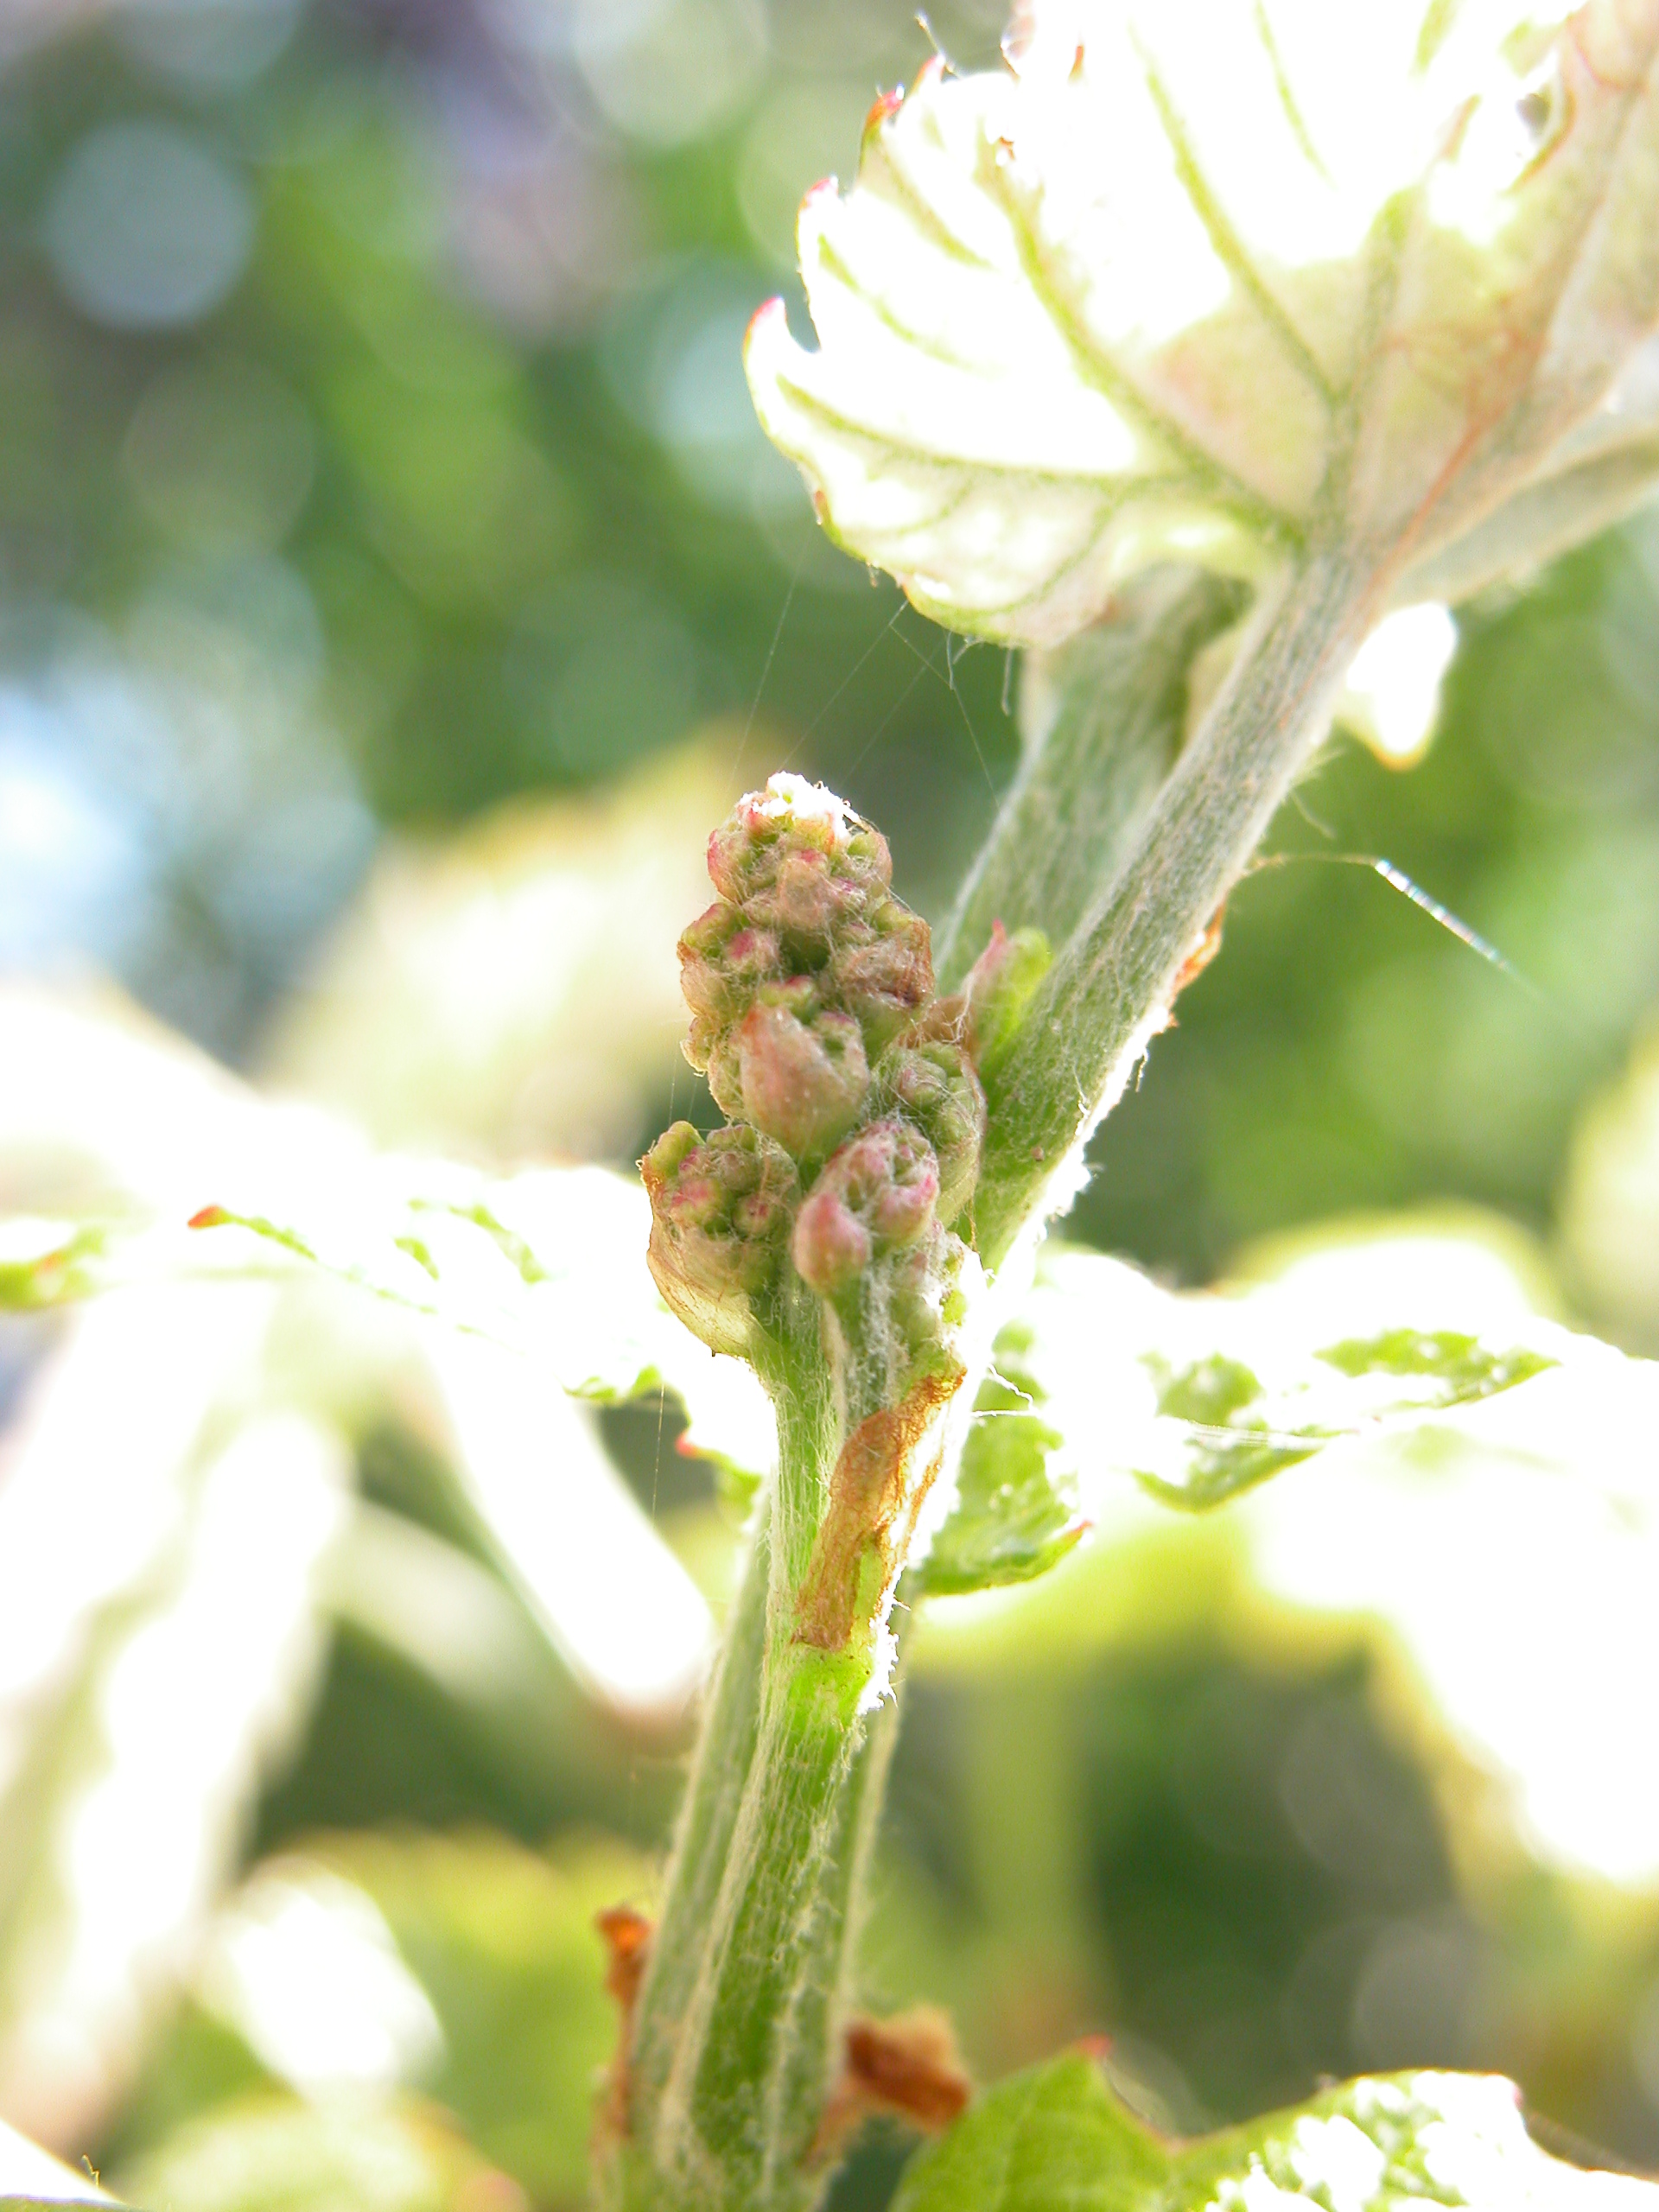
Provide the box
[678,774,933,1150]
[645,773,990,1356]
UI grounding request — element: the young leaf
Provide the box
[0,983,777,1490]
[890,2051,1659,2211]
[918,1224,1659,1889]
[912,1368,1084,1597]
[0,1006,734,2151]
[748,4,1659,646]
[996,1238,1580,1515]
[1141,1351,1326,1508]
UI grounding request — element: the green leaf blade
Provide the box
[1316,1326,1556,1404]
[914,1370,1084,1597]
[893,2056,1659,2212]
[891,2050,1168,2212]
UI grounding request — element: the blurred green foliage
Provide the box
[4,3,1659,2207]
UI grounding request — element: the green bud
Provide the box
[963,921,1052,1075]
[707,773,891,910]
[825,906,934,1052]
[875,1040,986,1224]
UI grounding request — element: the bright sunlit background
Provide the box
[4,2,1659,2208]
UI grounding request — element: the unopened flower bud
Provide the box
[826,907,934,1050]
[791,1186,874,1297]
[760,974,819,1021]
[876,1041,985,1224]
[642,1121,799,1354]
[677,902,785,1065]
[738,1001,870,1160]
[708,773,890,907]
[771,849,844,948]
[963,920,1051,1074]
[791,1117,939,1299]
[883,1220,966,1357]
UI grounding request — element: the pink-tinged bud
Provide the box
[791,1117,939,1298]
[868,1137,938,1243]
[738,1002,870,1161]
[706,774,892,912]
[963,920,1051,1073]
[761,848,867,955]
[877,1041,986,1223]
[642,1121,799,1355]
[791,1185,874,1297]
[709,774,858,899]
[677,906,785,1039]
[681,778,930,1101]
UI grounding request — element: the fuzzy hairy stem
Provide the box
[974,550,1382,1268]
[608,1302,906,2212]
[936,567,1247,992]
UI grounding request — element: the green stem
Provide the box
[975,550,1383,1267]
[611,1302,900,2212]
[936,567,1246,992]
[622,1490,776,2149]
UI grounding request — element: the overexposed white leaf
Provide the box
[986,1224,1580,1516]
[0,986,774,2152]
[0,1289,349,2148]
[0,2113,113,2202]
[417,1330,713,1723]
[747,2,1659,645]
[0,982,775,1478]
[924,1221,1659,1888]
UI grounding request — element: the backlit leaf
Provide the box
[0,1297,349,2150]
[912,1367,1084,1596]
[915,1221,1659,1889]
[748,3,1659,645]
[892,2052,1659,2211]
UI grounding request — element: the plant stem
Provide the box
[612,1302,900,2212]
[936,567,1245,992]
[975,550,1382,1268]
